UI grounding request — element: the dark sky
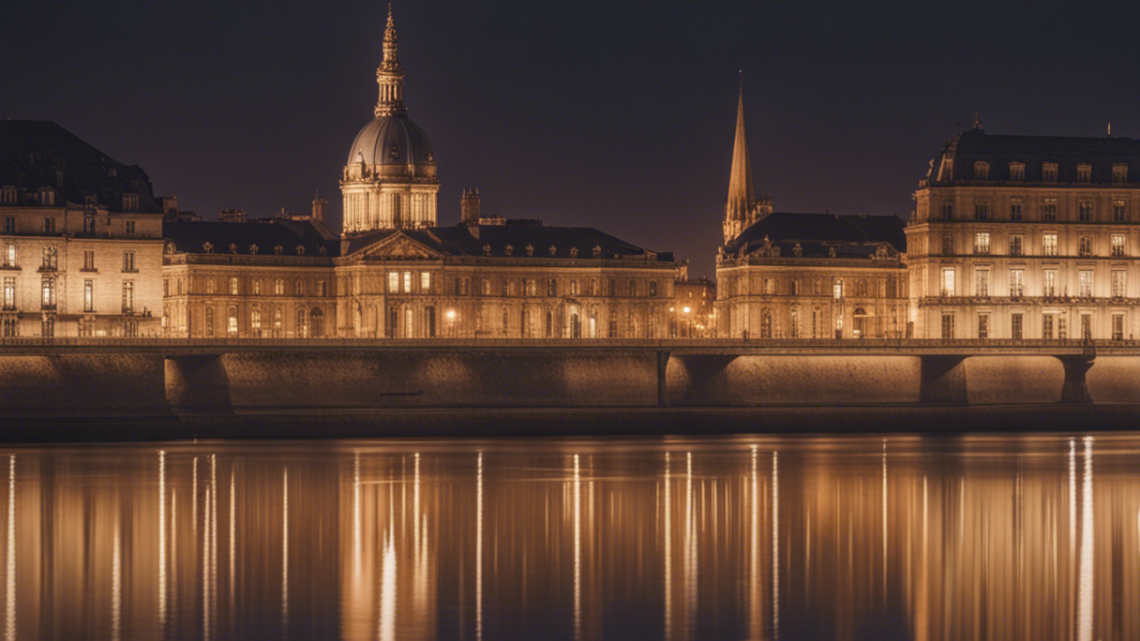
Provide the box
[3,0,1138,278]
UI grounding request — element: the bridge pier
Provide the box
[1058,356,1094,404]
[165,355,232,414]
[657,350,670,407]
[919,355,969,405]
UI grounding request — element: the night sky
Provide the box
[3,0,1138,278]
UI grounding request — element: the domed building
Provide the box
[341,7,439,234]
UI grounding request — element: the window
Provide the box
[792,279,801,295]
[253,279,261,296]
[629,280,636,297]
[3,218,13,233]
[790,307,799,338]
[813,280,822,296]
[1114,200,1127,222]
[425,307,436,338]
[41,277,54,309]
[545,310,554,338]
[205,308,215,337]
[4,244,13,268]
[765,278,775,295]
[482,279,491,296]
[975,269,990,297]
[388,272,399,293]
[974,232,990,255]
[1043,163,1058,182]
[1012,313,1024,340]
[404,271,412,293]
[1043,233,1058,256]
[83,250,95,271]
[229,277,240,296]
[317,280,327,297]
[274,279,284,296]
[251,307,262,332]
[941,313,955,339]
[295,279,304,296]
[1077,163,1092,183]
[310,308,323,337]
[1079,236,1092,257]
[120,251,137,272]
[122,281,135,313]
[973,200,989,220]
[833,279,843,299]
[41,317,54,338]
[1009,269,1024,297]
[1059,316,1068,340]
[42,218,55,234]
[206,277,216,295]
[297,309,309,338]
[1009,163,1025,181]
[941,269,955,297]
[125,220,136,236]
[83,215,95,235]
[1081,314,1092,340]
[228,307,238,336]
[2,277,14,311]
[1044,270,1057,297]
[41,246,57,271]
[177,279,182,295]
[1009,199,1023,221]
[1079,270,1093,298]
[274,307,283,332]
[122,195,138,212]
[1113,164,1129,184]
[1079,202,1093,222]
[548,279,557,297]
[502,308,509,334]
[1113,314,1124,340]
[608,311,617,338]
[568,280,577,296]
[974,161,989,180]
[940,202,954,220]
[1112,270,1126,298]
[1112,234,1126,257]
[1042,199,1057,221]
[649,281,658,297]
[1042,315,1054,340]
[1009,235,1023,256]
[421,272,431,291]
[84,280,94,312]
[978,314,990,340]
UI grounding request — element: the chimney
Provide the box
[311,192,327,222]
[461,188,481,225]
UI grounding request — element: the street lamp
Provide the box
[682,306,691,337]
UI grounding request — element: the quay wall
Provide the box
[1,349,1137,417]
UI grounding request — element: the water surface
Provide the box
[2,434,1138,640]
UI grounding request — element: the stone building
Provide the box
[160,8,680,339]
[907,119,1140,340]
[715,87,908,339]
[671,278,716,337]
[0,121,165,337]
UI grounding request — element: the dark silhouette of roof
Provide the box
[929,127,1140,184]
[164,219,339,257]
[724,212,906,258]
[0,120,162,213]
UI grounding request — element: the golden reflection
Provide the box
[353,452,361,572]
[476,452,483,641]
[193,455,198,533]
[378,531,396,641]
[282,466,289,640]
[159,450,166,630]
[573,453,581,641]
[5,455,13,641]
[772,450,779,641]
[112,520,121,641]
[882,440,887,597]
[663,451,671,641]
[229,467,235,611]
[1077,437,1094,641]
[749,446,759,641]
[684,452,695,640]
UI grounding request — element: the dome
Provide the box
[347,115,435,166]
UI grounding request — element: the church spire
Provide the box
[723,77,761,244]
[375,4,407,117]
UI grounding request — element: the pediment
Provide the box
[352,232,443,261]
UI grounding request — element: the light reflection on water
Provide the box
[0,435,1138,640]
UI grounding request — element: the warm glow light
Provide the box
[282,466,288,638]
[476,452,483,641]
[446,310,456,320]
[158,450,166,630]
[5,455,14,641]
[1077,437,1094,641]
[353,452,361,572]
[749,446,759,641]
[682,306,691,314]
[573,454,581,641]
[379,532,396,641]
[663,452,671,641]
[772,450,779,641]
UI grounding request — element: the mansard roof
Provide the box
[0,120,163,212]
[928,127,1140,184]
[723,212,906,258]
[344,222,676,262]
[163,218,340,258]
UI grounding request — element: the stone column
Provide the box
[1058,356,1094,404]
[919,355,969,405]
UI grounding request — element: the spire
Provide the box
[375,4,407,117]
[724,77,757,243]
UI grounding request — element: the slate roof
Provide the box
[164,219,340,257]
[724,212,906,258]
[347,115,435,166]
[929,127,1140,184]
[0,120,162,212]
[346,222,676,262]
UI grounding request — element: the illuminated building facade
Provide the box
[0,121,165,337]
[715,87,909,339]
[908,118,1140,340]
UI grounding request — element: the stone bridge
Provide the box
[0,338,1131,417]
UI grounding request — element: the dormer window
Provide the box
[122,193,139,212]
[1077,163,1092,183]
[1,186,15,204]
[1113,164,1129,184]
[38,187,55,206]
[1009,162,1025,181]
[1042,162,1058,182]
[973,161,989,180]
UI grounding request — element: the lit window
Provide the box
[2,277,15,311]
[833,279,843,299]
[41,277,55,309]
[388,272,399,293]
[1009,235,1023,256]
[206,278,216,294]
[1042,199,1057,221]
[1112,234,1126,257]
[975,269,990,297]
[228,306,239,336]
[1078,202,1093,222]
[1113,199,1127,222]
[421,272,431,291]
[974,232,990,254]
[122,281,134,313]
[1043,270,1057,297]
[84,280,94,312]
[41,246,57,270]
[274,279,284,296]
[1079,236,1092,257]
[1079,270,1093,298]
[941,269,955,297]
[253,279,261,295]
[4,244,14,268]
[404,271,412,293]
[251,307,262,330]
[1009,269,1024,297]
[229,277,239,295]
[1042,233,1058,256]
[1112,270,1126,298]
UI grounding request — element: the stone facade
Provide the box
[0,122,164,337]
[907,119,1140,340]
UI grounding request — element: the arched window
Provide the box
[274,306,283,335]
[760,308,773,339]
[274,279,284,296]
[790,307,800,338]
[424,307,436,338]
[311,308,324,337]
[570,312,581,339]
[297,308,309,338]
[853,307,867,339]
[545,310,554,338]
[227,306,238,336]
[251,306,262,335]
